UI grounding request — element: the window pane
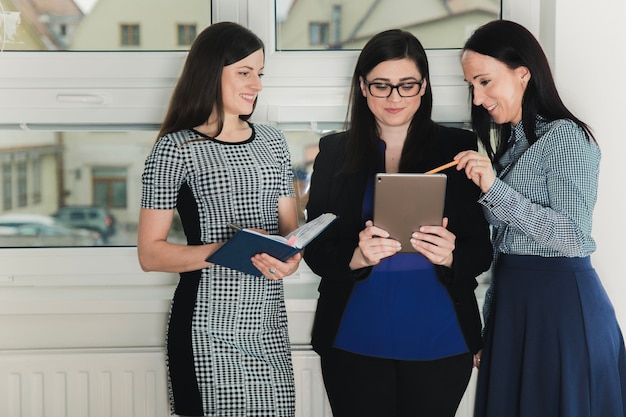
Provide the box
[0,0,211,51]
[282,129,327,224]
[0,127,331,246]
[276,0,501,50]
[0,130,160,247]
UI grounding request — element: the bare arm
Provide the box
[277,195,299,236]
[137,207,222,273]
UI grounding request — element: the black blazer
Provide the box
[303,126,493,355]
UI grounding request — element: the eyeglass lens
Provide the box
[367,81,422,98]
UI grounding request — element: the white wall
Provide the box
[551,0,626,328]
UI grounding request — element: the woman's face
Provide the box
[359,57,426,133]
[461,50,529,125]
[221,48,264,117]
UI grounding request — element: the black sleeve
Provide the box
[303,134,372,284]
[435,127,493,353]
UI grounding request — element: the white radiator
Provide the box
[291,349,333,417]
[0,253,481,417]
[0,348,170,417]
[0,348,474,417]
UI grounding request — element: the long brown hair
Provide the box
[157,22,264,141]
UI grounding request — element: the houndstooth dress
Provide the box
[141,124,296,417]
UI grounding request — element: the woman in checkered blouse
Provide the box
[137,22,300,417]
[456,20,626,417]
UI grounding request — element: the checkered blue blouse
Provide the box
[479,117,600,323]
[480,117,599,259]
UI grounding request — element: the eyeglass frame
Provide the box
[362,79,425,98]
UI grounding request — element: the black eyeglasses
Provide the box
[363,79,424,98]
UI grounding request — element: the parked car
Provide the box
[0,213,57,229]
[53,205,116,242]
[0,213,102,247]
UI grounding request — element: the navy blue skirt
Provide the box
[475,255,626,417]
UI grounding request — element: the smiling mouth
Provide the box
[486,103,497,111]
[241,94,256,101]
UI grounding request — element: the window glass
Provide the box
[0,0,211,51]
[282,129,327,223]
[276,0,501,50]
[0,130,157,247]
[0,128,328,247]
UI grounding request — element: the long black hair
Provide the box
[158,22,264,140]
[463,20,595,161]
[342,29,438,173]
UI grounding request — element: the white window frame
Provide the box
[0,0,542,128]
[0,0,542,272]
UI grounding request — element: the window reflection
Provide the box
[276,0,501,50]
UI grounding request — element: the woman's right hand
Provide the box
[349,220,401,269]
[455,150,496,194]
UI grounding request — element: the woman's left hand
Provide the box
[473,349,482,368]
[410,217,455,268]
[252,252,302,280]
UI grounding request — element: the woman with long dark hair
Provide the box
[303,29,492,417]
[456,19,626,417]
[138,22,299,417]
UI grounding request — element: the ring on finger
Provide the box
[269,268,276,274]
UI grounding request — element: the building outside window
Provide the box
[32,157,42,205]
[2,163,12,211]
[309,22,329,46]
[16,160,27,207]
[177,24,197,46]
[92,167,127,209]
[120,23,140,46]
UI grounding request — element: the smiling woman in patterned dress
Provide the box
[137,22,300,417]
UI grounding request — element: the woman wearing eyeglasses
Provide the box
[302,29,492,417]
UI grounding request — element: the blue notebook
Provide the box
[206,213,337,277]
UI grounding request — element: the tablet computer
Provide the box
[373,173,447,253]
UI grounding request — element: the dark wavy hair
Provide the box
[342,29,438,173]
[158,22,264,140]
[463,20,595,161]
